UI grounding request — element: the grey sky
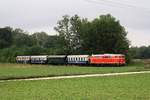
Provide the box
[0,0,150,46]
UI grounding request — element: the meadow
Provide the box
[0,73,150,100]
[0,61,150,80]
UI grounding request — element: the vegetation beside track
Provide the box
[0,60,150,80]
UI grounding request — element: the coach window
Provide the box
[73,58,74,61]
[85,58,87,61]
[69,58,71,61]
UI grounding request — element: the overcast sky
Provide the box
[0,0,150,46]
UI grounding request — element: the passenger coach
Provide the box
[67,55,89,65]
[47,55,67,65]
[16,56,30,64]
[30,55,47,64]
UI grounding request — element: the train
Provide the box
[16,54,126,66]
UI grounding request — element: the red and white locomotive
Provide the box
[89,54,125,65]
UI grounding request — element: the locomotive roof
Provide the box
[92,54,124,56]
[104,54,124,56]
[67,55,89,57]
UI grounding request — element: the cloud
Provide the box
[127,28,150,47]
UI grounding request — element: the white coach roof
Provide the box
[31,55,48,58]
[48,55,66,58]
[67,55,89,57]
[16,56,30,58]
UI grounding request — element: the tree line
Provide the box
[130,46,150,59]
[0,27,60,62]
[0,14,132,63]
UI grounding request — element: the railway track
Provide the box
[1,71,150,82]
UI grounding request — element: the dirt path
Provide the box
[1,71,150,82]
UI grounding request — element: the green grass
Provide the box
[0,61,149,80]
[0,73,150,100]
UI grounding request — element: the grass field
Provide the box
[0,73,150,100]
[0,61,150,80]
